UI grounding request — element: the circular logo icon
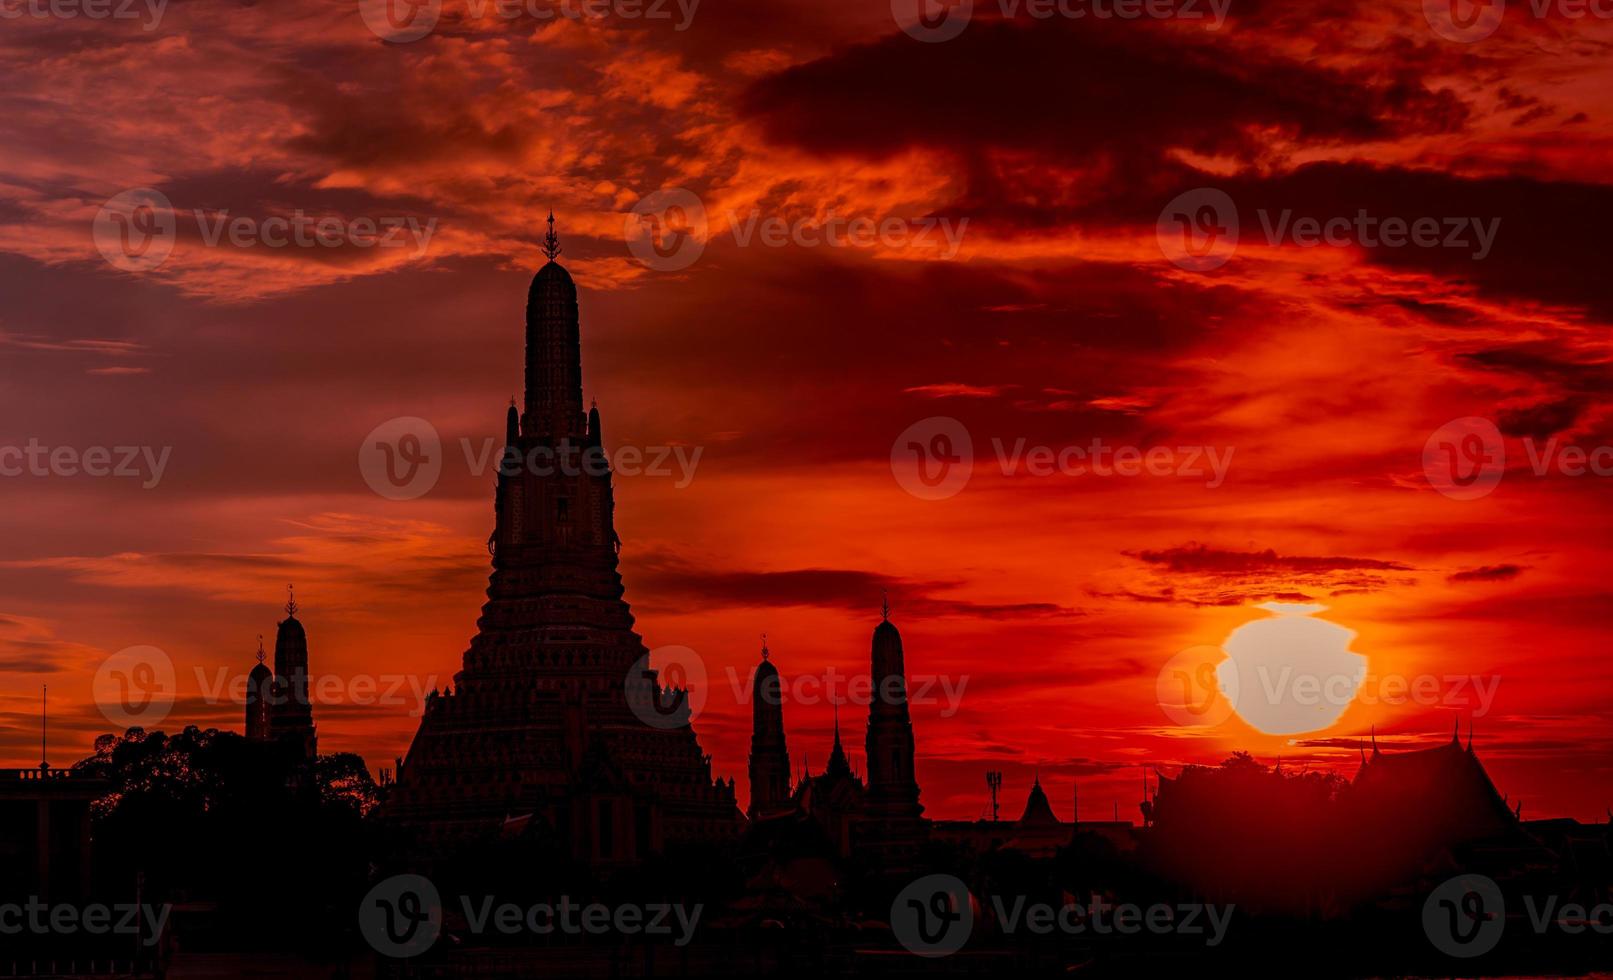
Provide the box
[93,189,176,273]
[359,417,443,501]
[891,874,974,957]
[1156,645,1237,728]
[626,645,709,730]
[1157,188,1239,272]
[360,0,442,42]
[891,0,972,42]
[1423,417,1505,501]
[92,645,177,729]
[359,874,443,958]
[1423,0,1505,42]
[1424,874,1504,958]
[890,417,973,500]
[625,188,708,271]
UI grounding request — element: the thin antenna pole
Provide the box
[41,684,47,769]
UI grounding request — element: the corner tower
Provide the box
[270,587,317,761]
[747,637,791,819]
[859,593,927,866]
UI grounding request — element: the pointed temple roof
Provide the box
[1351,729,1519,846]
[1019,774,1060,826]
[825,705,853,780]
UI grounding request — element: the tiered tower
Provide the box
[746,637,791,818]
[269,588,317,761]
[381,217,740,869]
[859,594,927,865]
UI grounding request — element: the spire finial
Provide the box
[1370,724,1380,757]
[1467,718,1474,752]
[881,588,889,622]
[256,634,265,663]
[285,583,299,617]
[542,210,562,261]
[1452,717,1461,744]
[40,684,47,771]
[509,395,517,409]
[760,633,770,660]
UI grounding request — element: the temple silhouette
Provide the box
[377,219,745,871]
[14,217,1609,976]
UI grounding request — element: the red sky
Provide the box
[3,0,1612,823]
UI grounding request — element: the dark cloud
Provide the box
[632,556,1076,619]
[1126,544,1412,575]
[1448,564,1527,583]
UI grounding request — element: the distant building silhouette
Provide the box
[243,588,318,763]
[0,767,108,903]
[379,219,741,871]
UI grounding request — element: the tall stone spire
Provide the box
[524,212,584,442]
[747,634,791,818]
[860,597,926,866]
[246,635,273,743]
[270,590,317,761]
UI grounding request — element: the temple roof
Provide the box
[1019,776,1060,826]
[1350,732,1519,845]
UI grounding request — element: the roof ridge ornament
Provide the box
[542,210,562,261]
